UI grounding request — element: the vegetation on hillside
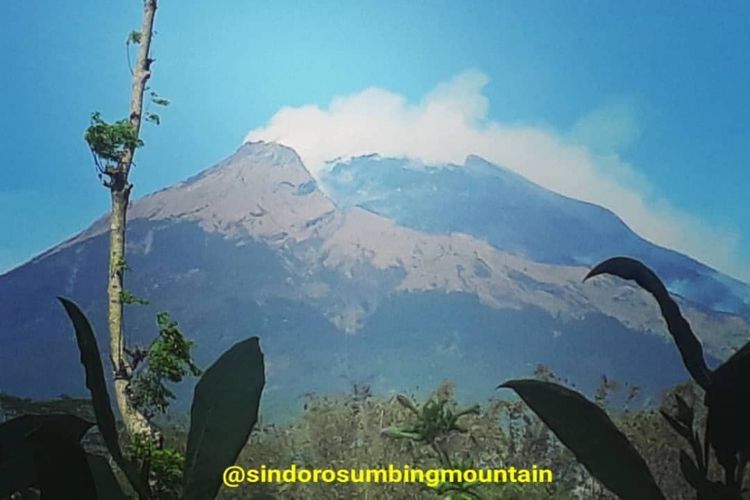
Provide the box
[1,372,715,499]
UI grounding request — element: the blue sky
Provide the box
[1,1,749,280]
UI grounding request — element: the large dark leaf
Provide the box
[705,339,750,457]
[500,379,665,500]
[58,297,147,498]
[0,446,35,497]
[679,450,701,488]
[660,410,691,440]
[679,450,738,500]
[0,414,95,499]
[27,427,97,500]
[584,258,750,462]
[183,337,265,500]
[0,415,49,496]
[584,257,712,389]
[1,414,92,461]
[86,453,127,500]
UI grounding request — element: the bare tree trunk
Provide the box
[108,0,157,440]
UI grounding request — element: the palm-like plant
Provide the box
[0,299,265,499]
[501,257,750,499]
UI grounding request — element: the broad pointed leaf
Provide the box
[584,257,711,389]
[58,297,147,497]
[660,410,692,440]
[0,447,35,497]
[705,339,750,455]
[0,414,92,454]
[680,450,737,499]
[679,450,702,490]
[86,454,127,500]
[183,337,265,500]
[674,394,694,427]
[27,425,98,500]
[500,379,665,500]
[0,414,95,498]
[0,416,42,497]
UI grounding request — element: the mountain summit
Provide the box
[1,141,747,418]
[56,141,336,252]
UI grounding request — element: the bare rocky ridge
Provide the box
[54,142,336,251]
[317,206,749,357]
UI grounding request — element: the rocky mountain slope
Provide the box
[1,141,747,418]
[321,154,750,318]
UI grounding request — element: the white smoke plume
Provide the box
[246,70,746,282]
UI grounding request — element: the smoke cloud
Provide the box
[246,70,746,282]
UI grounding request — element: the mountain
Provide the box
[321,154,750,318]
[1,141,748,419]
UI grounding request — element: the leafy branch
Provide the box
[382,392,481,498]
[84,112,143,186]
[127,312,202,420]
[120,290,150,306]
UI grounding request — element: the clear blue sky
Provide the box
[2,1,748,279]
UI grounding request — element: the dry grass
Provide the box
[1,375,717,499]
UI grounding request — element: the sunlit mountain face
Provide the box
[320,153,750,318]
[1,141,747,419]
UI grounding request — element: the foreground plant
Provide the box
[501,256,750,499]
[0,299,265,499]
[382,392,481,498]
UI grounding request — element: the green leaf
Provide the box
[584,257,712,389]
[145,112,161,125]
[151,96,170,106]
[183,337,265,500]
[127,30,142,44]
[130,312,202,418]
[120,290,149,305]
[58,297,148,498]
[84,112,143,165]
[86,454,127,500]
[395,394,420,414]
[500,379,665,500]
